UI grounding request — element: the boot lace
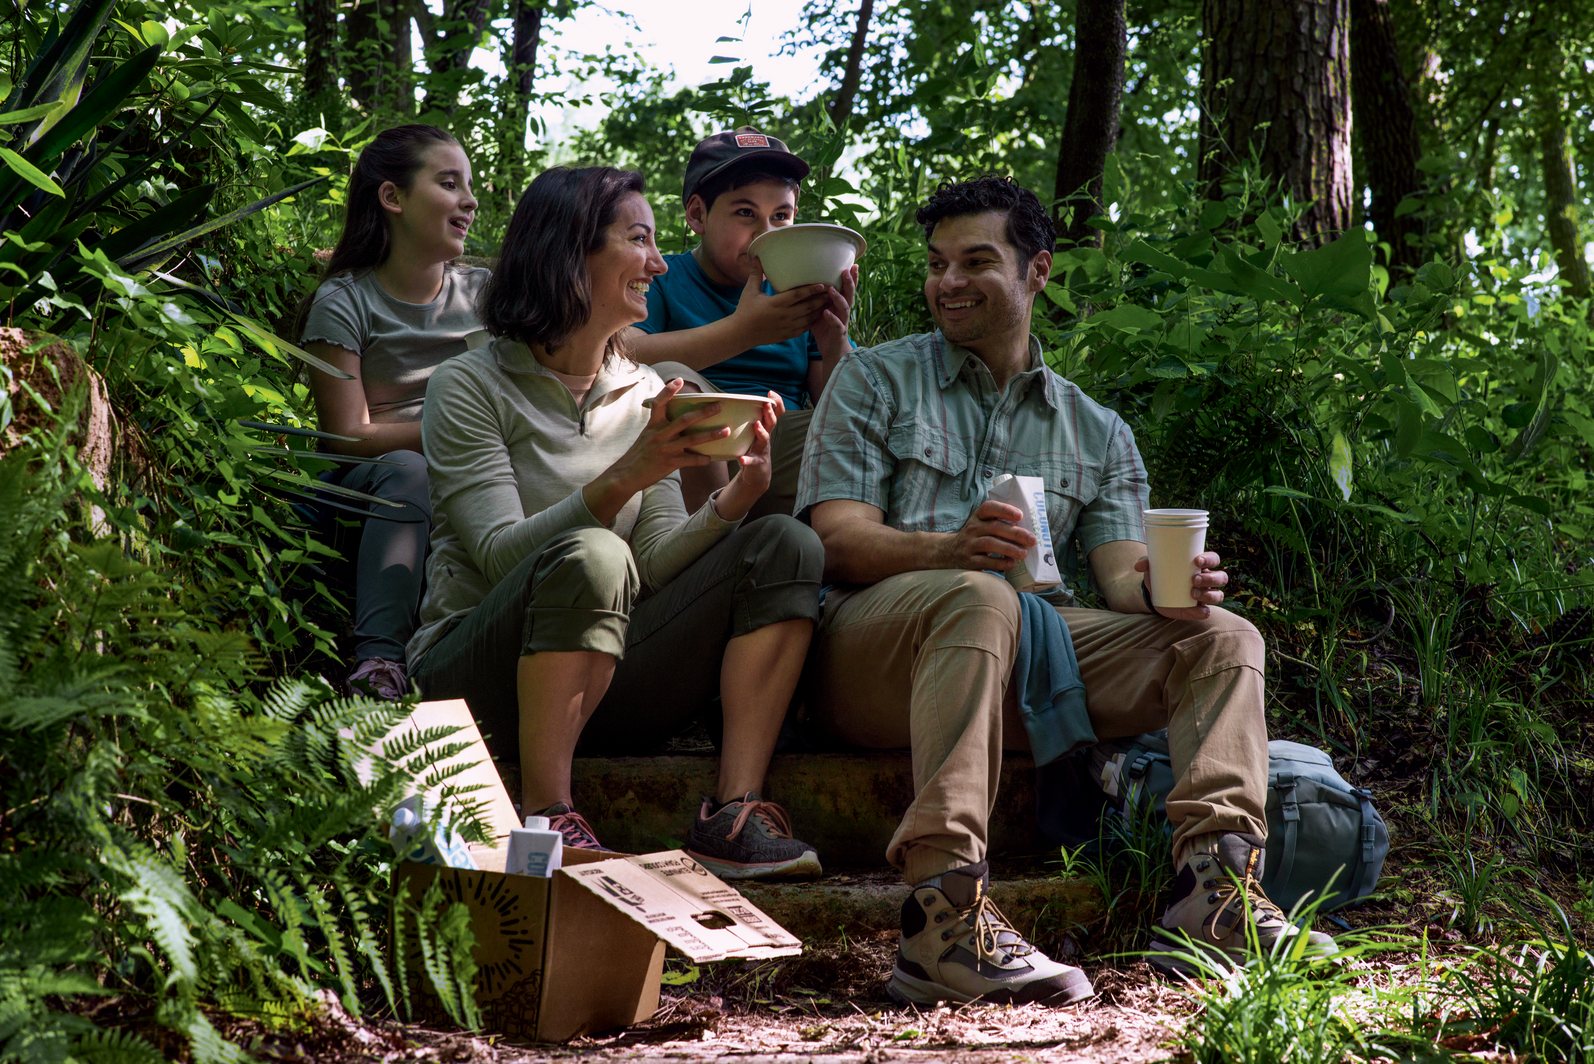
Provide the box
[951,893,1039,964]
[725,799,793,841]
[1204,850,1288,941]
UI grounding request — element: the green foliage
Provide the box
[0,424,487,1059]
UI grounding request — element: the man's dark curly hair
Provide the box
[915,176,1056,265]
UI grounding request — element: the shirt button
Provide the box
[983,468,994,478]
[1061,478,1069,487]
[923,447,932,457]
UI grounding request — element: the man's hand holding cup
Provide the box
[1135,552,1229,620]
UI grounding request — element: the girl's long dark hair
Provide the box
[293,124,460,339]
[478,166,646,357]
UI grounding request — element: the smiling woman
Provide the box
[405,165,827,882]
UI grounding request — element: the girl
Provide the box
[406,166,823,880]
[298,125,487,700]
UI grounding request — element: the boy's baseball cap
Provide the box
[683,126,810,205]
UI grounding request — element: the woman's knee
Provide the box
[530,526,639,610]
[737,514,824,582]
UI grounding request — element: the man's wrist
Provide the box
[1141,580,1157,615]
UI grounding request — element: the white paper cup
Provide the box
[1143,509,1209,609]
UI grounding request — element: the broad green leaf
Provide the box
[1263,485,1313,500]
[1199,200,1228,230]
[1329,431,1352,501]
[1502,346,1559,464]
[1508,494,1551,517]
[1092,303,1163,332]
[1122,239,1186,274]
[1393,393,1423,457]
[29,45,163,163]
[0,101,63,124]
[1256,212,1283,248]
[0,147,62,195]
[1217,245,1299,305]
[1280,231,1372,299]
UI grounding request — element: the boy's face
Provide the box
[686,178,799,286]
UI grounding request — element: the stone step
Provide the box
[569,752,1054,869]
[735,872,1098,948]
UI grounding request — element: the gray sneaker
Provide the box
[889,862,1094,1007]
[685,793,821,880]
[1150,832,1338,975]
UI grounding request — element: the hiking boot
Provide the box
[534,803,615,853]
[349,658,408,701]
[1150,832,1338,976]
[888,862,1094,1007]
[685,793,821,880]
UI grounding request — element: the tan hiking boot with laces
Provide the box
[889,862,1093,1006]
[1150,832,1338,975]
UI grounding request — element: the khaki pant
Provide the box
[651,361,811,521]
[809,570,1268,884]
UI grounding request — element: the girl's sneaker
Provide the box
[685,793,822,880]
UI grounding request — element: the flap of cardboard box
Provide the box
[559,850,801,962]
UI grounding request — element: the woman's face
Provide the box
[586,191,667,333]
[383,141,477,264]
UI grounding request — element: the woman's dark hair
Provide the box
[915,175,1056,265]
[293,124,459,338]
[479,166,647,354]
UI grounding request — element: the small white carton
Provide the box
[988,474,1062,592]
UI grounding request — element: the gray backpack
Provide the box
[1091,732,1388,911]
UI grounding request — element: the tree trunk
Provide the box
[829,0,874,129]
[1350,0,1423,271]
[1052,0,1126,249]
[345,0,413,118]
[1200,0,1353,245]
[422,0,494,113]
[300,0,338,111]
[1539,95,1592,301]
[505,0,542,183]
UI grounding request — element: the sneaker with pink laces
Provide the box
[685,792,821,880]
[534,802,616,852]
[349,657,408,701]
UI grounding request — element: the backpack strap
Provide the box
[1123,750,1160,812]
[1353,788,1380,898]
[1275,773,1300,893]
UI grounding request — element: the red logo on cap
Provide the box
[735,133,769,148]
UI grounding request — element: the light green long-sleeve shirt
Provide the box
[407,338,740,665]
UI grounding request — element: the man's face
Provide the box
[687,178,798,286]
[924,211,1047,348]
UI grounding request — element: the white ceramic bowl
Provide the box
[662,392,771,458]
[748,223,868,292]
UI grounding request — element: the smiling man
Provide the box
[796,177,1335,1007]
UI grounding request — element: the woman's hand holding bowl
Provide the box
[582,378,730,525]
[712,390,783,521]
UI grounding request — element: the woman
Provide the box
[407,166,823,880]
[298,125,488,700]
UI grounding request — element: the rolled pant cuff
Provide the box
[899,843,982,886]
[733,576,823,637]
[522,607,628,659]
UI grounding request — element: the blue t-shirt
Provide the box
[638,251,821,410]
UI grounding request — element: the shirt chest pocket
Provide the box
[1014,456,1099,548]
[885,418,969,531]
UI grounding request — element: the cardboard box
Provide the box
[387,701,801,1041]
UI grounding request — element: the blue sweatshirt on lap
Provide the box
[637,251,821,410]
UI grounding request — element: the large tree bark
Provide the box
[1052,0,1126,249]
[345,0,413,117]
[300,0,338,110]
[1350,0,1423,271]
[829,0,874,129]
[1539,94,1592,301]
[505,0,542,182]
[422,0,494,113]
[1200,0,1353,245]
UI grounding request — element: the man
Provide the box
[796,176,1335,1006]
[627,126,855,518]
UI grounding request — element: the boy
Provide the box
[626,126,856,518]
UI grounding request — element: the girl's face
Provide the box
[381,142,477,264]
[586,191,667,334]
